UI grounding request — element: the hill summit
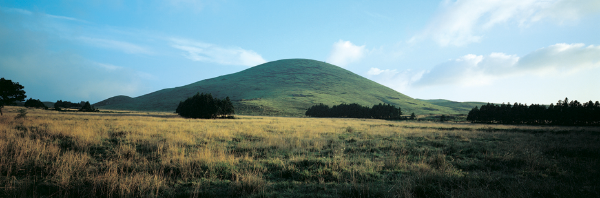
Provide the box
[95,59,458,116]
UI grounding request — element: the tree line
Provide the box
[467,98,600,125]
[54,100,83,109]
[305,103,402,119]
[176,92,234,119]
[53,100,97,112]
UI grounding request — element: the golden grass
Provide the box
[1,106,599,197]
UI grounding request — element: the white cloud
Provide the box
[367,68,390,76]
[170,38,267,67]
[412,0,600,46]
[519,43,600,72]
[366,67,425,92]
[410,43,600,87]
[77,37,153,54]
[326,40,367,67]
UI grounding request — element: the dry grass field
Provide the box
[1,106,599,197]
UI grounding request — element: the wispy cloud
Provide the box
[0,7,32,15]
[2,7,151,55]
[405,43,600,87]
[92,61,155,80]
[164,0,215,12]
[363,11,391,21]
[411,0,600,46]
[170,38,267,66]
[0,7,154,101]
[0,6,88,23]
[77,37,153,54]
[0,50,152,101]
[94,62,123,71]
[326,40,367,67]
[46,14,87,23]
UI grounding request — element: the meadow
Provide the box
[1,106,599,197]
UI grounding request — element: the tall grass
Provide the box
[1,106,599,197]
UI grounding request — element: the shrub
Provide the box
[15,108,27,119]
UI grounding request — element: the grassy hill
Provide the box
[417,99,489,114]
[95,59,460,116]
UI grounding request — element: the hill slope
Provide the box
[417,99,489,114]
[95,59,459,116]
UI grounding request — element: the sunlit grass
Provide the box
[1,106,599,197]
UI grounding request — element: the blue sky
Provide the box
[1,0,599,105]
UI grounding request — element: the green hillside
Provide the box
[417,99,489,114]
[95,59,460,116]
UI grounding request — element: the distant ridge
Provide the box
[95,95,133,106]
[95,59,460,116]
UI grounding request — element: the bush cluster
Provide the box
[176,92,234,119]
[305,103,402,119]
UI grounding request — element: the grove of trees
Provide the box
[0,78,27,116]
[79,101,97,112]
[53,100,97,112]
[24,98,48,109]
[467,98,600,125]
[305,103,402,119]
[176,93,234,119]
[54,100,83,109]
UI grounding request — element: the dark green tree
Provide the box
[466,106,479,122]
[0,78,27,116]
[410,112,416,120]
[305,103,331,117]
